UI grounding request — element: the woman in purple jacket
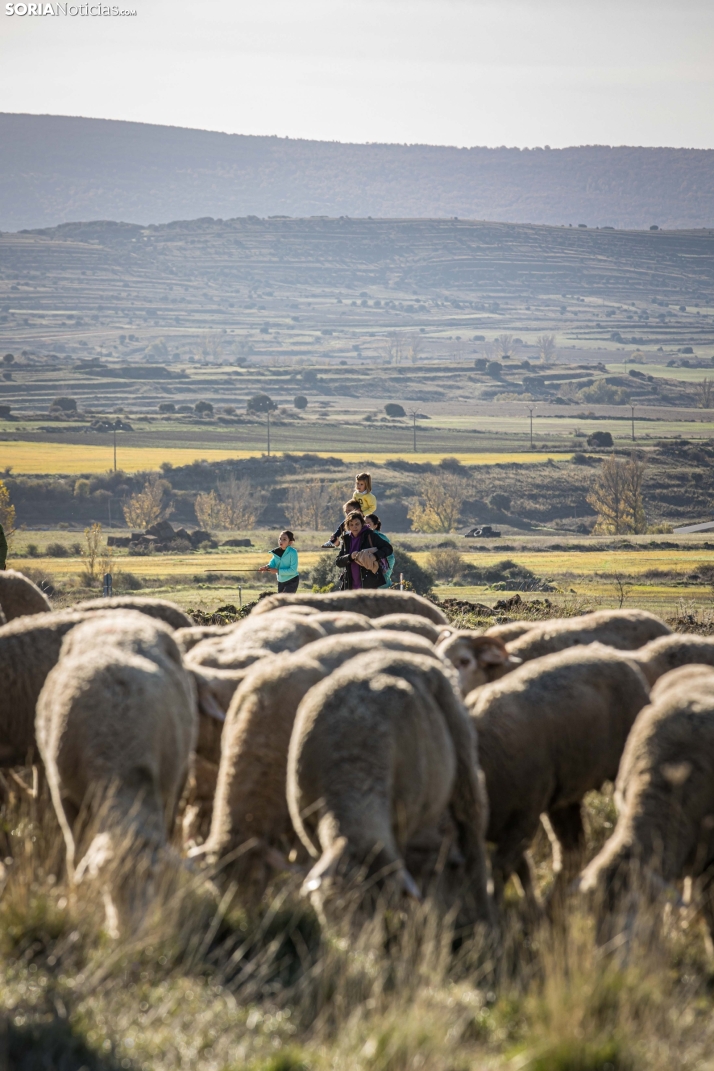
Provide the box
[335,510,393,590]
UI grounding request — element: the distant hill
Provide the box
[1,113,714,233]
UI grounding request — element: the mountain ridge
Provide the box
[2,112,713,232]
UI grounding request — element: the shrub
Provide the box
[158,402,176,413]
[45,542,68,558]
[26,543,40,557]
[486,361,503,378]
[385,403,406,417]
[50,396,77,412]
[74,478,90,498]
[580,382,629,405]
[195,400,214,417]
[0,405,11,419]
[247,393,277,413]
[112,570,144,591]
[489,492,511,512]
[391,547,434,595]
[426,547,464,581]
[294,395,308,410]
[311,552,340,592]
[587,431,614,449]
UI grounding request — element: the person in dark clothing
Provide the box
[335,510,393,590]
[0,523,6,570]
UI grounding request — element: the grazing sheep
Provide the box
[287,650,492,924]
[506,608,671,664]
[629,633,714,687]
[484,620,535,644]
[197,630,441,876]
[467,644,650,907]
[175,624,235,654]
[71,596,192,631]
[436,631,522,697]
[251,589,448,624]
[0,569,52,621]
[0,609,108,766]
[186,614,327,672]
[373,613,444,643]
[306,611,374,636]
[36,611,197,934]
[578,665,714,940]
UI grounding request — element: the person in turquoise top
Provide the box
[260,530,300,593]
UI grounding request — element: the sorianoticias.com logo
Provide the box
[5,3,137,13]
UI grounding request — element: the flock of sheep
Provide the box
[2,566,714,944]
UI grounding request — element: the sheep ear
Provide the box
[477,640,509,665]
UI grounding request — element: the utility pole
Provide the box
[630,404,636,442]
[408,408,425,453]
[113,423,117,472]
[267,409,271,457]
[526,405,535,448]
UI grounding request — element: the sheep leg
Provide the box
[492,817,540,910]
[544,803,586,913]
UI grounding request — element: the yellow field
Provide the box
[0,440,571,475]
[15,547,711,580]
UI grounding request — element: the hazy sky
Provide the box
[1,0,713,148]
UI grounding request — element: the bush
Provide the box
[294,395,308,410]
[486,361,503,378]
[391,547,434,595]
[311,552,340,592]
[195,400,214,417]
[426,547,464,581]
[74,478,90,498]
[580,382,629,405]
[247,393,277,414]
[587,431,614,449]
[50,396,77,412]
[385,403,406,417]
[45,542,69,558]
[489,492,511,512]
[26,543,40,557]
[112,570,144,591]
[158,402,176,413]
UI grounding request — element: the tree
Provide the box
[486,361,503,379]
[391,547,434,595]
[194,400,214,417]
[82,522,104,582]
[587,431,614,448]
[247,393,277,414]
[696,378,714,408]
[385,403,406,417]
[294,395,308,410]
[536,334,556,362]
[2,354,14,365]
[158,402,176,413]
[122,474,173,529]
[287,480,341,530]
[495,334,514,359]
[408,474,466,533]
[194,490,225,531]
[489,492,511,512]
[216,475,259,528]
[0,479,16,545]
[587,453,647,534]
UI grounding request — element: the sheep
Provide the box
[287,649,492,924]
[0,609,110,767]
[0,569,52,621]
[196,630,442,879]
[70,595,192,630]
[251,589,449,624]
[306,611,374,636]
[36,611,197,935]
[436,631,522,697]
[628,633,714,687]
[484,620,535,644]
[175,624,235,654]
[186,613,328,672]
[467,643,650,909]
[577,666,714,936]
[373,613,444,643]
[506,608,671,664]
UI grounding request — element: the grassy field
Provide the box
[0,440,576,474]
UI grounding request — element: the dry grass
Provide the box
[1,782,714,1070]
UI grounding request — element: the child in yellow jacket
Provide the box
[322,472,377,548]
